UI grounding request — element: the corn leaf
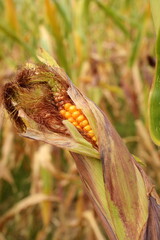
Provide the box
[37,48,59,67]
[150,0,160,34]
[149,29,160,145]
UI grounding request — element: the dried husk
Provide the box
[67,80,160,240]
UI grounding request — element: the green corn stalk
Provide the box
[1,49,160,240]
[149,0,160,145]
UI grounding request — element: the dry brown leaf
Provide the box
[0,193,59,229]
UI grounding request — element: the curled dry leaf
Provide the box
[0,193,59,230]
[1,49,160,240]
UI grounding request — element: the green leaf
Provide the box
[150,0,160,34]
[37,48,59,67]
[149,29,160,145]
[132,155,146,167]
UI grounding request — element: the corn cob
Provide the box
[48,83,97,144]
[60,103,97,143]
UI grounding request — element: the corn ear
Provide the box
[2,49,160,240]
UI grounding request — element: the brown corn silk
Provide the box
[2,52,160,240]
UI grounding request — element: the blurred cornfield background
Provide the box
[0,0,159,239]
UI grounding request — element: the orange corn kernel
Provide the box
[68,105,77,113]
[73,121,78,126]
[76,115,85,123]
[80,120,88,128]
[72,111,81,119]
[88,130,94,137]
[64,112,71,118]
[60,109,66,116]
[59,102,97,145]
[68,117,75,123]
[77,125,82,130]
[83,125,91,131]
[92,136,97,142]
[64,103,72,110]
